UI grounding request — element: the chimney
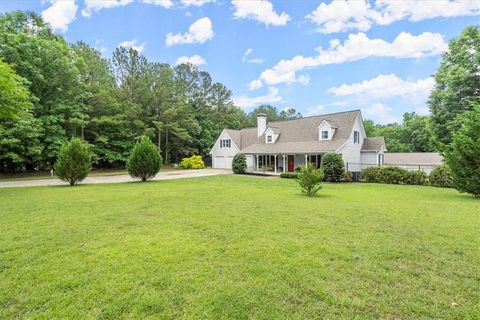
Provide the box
[257,113,267,137]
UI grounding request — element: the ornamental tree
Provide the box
[54,138,91,186]
[127,136,162,181]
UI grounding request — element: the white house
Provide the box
[210,110,386,174]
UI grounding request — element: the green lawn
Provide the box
[0,176,479,319]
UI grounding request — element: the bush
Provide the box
[321,153,345,182]
[127,136,162,181]
[376,166,409,184]
[54,138,91,186]
[232,153,247,174]
[362,166,429,186]
[343,171,353,182]
[429,165,454,188]
[280,172,298,179]
[297,164,324,197]
[361,166,383,182]
[405,170,428,186]
[180,155,205,169]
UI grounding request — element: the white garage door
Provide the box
[225,156,233,169]
[214,156,226,169]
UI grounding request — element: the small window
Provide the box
[321,131,329,139]
[219,139,231,148]
[267,135,273,143]
[227,139,231,148]
[354,131,360,143]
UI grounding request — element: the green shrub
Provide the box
[429,165,453,188]
[54,138,92,186]
[280,172,298,179]
[180,155,205,169]
[127,136,162,181]
[405,170,428,186]
[321,153,345,182]
[232,153,247,174]
[377,166,409,184]
[343,171,353,182]
[361,166,383,182]
[297,164,324,197]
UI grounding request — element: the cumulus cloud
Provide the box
[248,79,263,90]
[328,74,435,101]
[242,48,264,64]
[141,0,173,8]
[363,103,398,124]
[181,0,214,7]
[41,0,78,32]
[166,17,214,46]
[176,54,206,65]
[233,87,282,110]
[82,0,133,17]
[118,39,145,53]
[307,0,480,34]
[232,0,290,26]
[305,105,325,116]
[252,32,447,88]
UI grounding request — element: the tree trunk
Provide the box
[165,128,169,164]
[157,127,161,152]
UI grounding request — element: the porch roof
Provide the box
[241,139,346,154]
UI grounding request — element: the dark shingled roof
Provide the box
[361,137,385,152]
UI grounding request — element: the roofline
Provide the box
[268,109,361,125]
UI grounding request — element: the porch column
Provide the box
[282,155,286,173]
[305,154,308,165]
[274,155,277,173]
[256,155,259,172]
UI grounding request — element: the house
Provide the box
[210,109,386,174]
[384,152,443,174]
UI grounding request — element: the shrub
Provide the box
[321,153,345,182]
[429,165,454,188]
[232,153,247,174]
[127,136,162,181]
[361,166,382,182]
[54,138,91,186]
[179,155,205,169]
[444,106,480,197]
[280,172,298,179]
[377,166,409,184]
[297,164,324,197]
[405,170,428,186]
[343,171,353,182]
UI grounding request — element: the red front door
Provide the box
[288,155,294,172]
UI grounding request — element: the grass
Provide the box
[0,176,479,319]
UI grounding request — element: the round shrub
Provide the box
[54,138,92,186]
[127,136,162,181]
[297,164,324,197]
[429,165,453,188]
[180,155,205,169]
[343,171,353,182]
[361,166,382,182]
[405,170,428,186]
[321,153,345,182]
[232,153,247,174]
[377,166,409,184]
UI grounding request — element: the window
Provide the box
[354,131,360,144]
[267,135,273,143]
[321,131,329,139]
[378,153,384,165]
[220,139,231,148]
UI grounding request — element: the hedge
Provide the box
[429,165,454,188]
[361,166,428,186]
[280,172,298,179]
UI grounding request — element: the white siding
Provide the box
[246,155,254,172]
[337,114,364,172]
[210,130,239,169]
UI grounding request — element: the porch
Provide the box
[250,154,324,174]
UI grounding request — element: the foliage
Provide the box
[361,166,383,182]
[321,153,345,182]
[127,136,162,181]
[0,59,32,119]
[232,153,247,174]
[404,170,428,186]
[53,138,91,186]
[280,172,298,179]
[429,26,480,149]
[179,155,205,169]
[343,171,353,182]
[246,105,302,127]
[362,166,429,186]
[297,164,324,197]
[429,165,454,188]
[444,106,480,197]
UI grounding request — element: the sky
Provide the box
[1,0,480,124]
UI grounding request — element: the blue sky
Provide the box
[1,0,480,123]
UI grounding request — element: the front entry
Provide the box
[287,155,294,172]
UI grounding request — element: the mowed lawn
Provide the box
[0,176,479,319]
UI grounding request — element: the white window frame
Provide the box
[267,135,273,143]
[354,131,360,144]
[219,139,231,148]
[321,131,329,139]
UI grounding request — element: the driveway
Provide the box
[0,169,232,188]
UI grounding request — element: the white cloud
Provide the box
[181,0,214,7]
[248,79,263,90]
[307,0,480,34]
[242,48,264,64]
[232,0,290,26]
[118,39,145,53]
[328,74,435,101]
[252,32,447,87]
[41,0,78,32]
[305,105,324,116]
[141,0,173,8]
[176,54,206,66]
[82,0,133,17]
[166,17,214,46]
[363,103,398,124]
[233,87,282,110]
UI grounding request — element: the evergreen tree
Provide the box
[127,136,162,181]
[54,138,92,186]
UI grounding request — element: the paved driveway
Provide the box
[0,169,232,188]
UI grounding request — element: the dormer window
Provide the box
[220,139,231,148]
[267,135,273,143]
[321,131,329,139]
[354,131,360,144]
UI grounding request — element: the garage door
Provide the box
[225,156,233,169]
[214,156,226,169]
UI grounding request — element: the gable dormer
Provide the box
[264,127,280,144]
[318,120,337,141]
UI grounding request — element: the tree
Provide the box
[54,138,91,186]
[232,153,247,174]
[401,112,435,152]
[0,59,31,119]
[245,105,302,127]
[363,119,376,136]
[429,26,480,149]
[280,107,302,120]
[444,106,480,197]
[297,164,324,197]
[321,153,345,182]
[127,136,162,181]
